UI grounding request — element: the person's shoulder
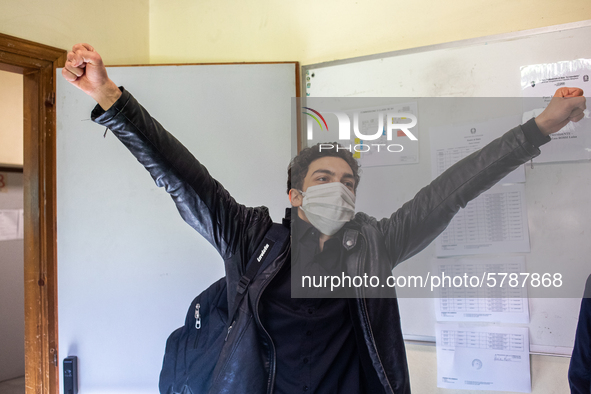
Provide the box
[351,211,377,227]
[244,205,272,226]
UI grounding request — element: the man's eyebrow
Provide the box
[311,169,355,181]
[311,169,335,177]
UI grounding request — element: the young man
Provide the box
[62,43,585,394]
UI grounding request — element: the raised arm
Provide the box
[380,88,586,266]
[62,44,272,261]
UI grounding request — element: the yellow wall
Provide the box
[149,0,591,65]
[0,0,150,64]
[0,71,23,166]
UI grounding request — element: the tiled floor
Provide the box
[0,376,25,394]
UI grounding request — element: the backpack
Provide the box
[159,223,290,394]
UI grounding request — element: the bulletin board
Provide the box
[301,20,591,356]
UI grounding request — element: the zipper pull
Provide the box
[225,321,235,341]
[195,303,201,329]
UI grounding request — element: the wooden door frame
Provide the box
[0,33,66,394]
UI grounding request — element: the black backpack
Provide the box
[159,223,289,394]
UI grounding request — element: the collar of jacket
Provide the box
[283,207,362,252]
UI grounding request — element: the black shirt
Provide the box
[260,209,361,393]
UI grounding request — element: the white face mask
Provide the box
[298,182,356,236]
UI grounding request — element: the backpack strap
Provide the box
[228,223,290,324]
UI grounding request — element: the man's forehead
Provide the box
[307,156,354,176]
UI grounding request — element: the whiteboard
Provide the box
[302,20,591,355]
[57,63,295,393]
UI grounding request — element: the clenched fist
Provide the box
[535,87,587,136]
[62,43,121,110]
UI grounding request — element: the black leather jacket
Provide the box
[92,88,547,394]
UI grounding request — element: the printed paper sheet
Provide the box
[521,58,591,163]
[436,324,531,392]
[433,256,529,324]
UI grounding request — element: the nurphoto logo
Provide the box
[303,107,418,153]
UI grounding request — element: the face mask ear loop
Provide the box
[297,190,305,211]
[290,189,305,205]
[294,190,306,212]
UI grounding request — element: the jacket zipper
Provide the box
[193,303,202,348]
[225,320,235,342]
[255,245,290,394]
[195,303,201,329]
[357,232,395,394]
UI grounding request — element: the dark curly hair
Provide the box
[287,142,361,194]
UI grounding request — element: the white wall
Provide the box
[0,172,24,381]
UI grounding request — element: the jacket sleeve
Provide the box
[378,118,549,266]
[91,88,272,263]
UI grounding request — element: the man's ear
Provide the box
[289,189,303,207]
